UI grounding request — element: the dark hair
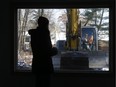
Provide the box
[37,16,49,26]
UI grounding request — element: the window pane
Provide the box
[17,8,109,72]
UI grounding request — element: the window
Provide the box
[15,8,112,73]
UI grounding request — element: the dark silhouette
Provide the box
[28,16,58,87]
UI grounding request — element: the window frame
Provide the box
[11,0,115,76]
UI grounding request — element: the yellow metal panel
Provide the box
[71,9,78,35]
[70,9,79,50]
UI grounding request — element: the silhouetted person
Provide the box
[28,16,57,87]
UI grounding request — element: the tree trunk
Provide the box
[41,9,44,16]
[94,11,97,26]
[18,9,30,52]
[18,9,22,52]
[98,9,104,31]
[84,19,89,26]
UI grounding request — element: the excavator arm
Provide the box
[66,9,79,50]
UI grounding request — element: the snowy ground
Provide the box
[17,51,109,71]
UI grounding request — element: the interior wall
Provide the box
[0,0,115,87]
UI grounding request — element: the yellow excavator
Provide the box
[66,9,79,51]
[60,9,98,70]
[65,9,98,51]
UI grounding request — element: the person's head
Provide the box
[37,16,49,27]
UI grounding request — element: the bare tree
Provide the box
[18,9,30,52]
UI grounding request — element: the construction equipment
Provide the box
[60,9,98,70]
[66,9,98,51]
[66,9,79,51]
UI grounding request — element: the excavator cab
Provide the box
[81,26,98,51]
